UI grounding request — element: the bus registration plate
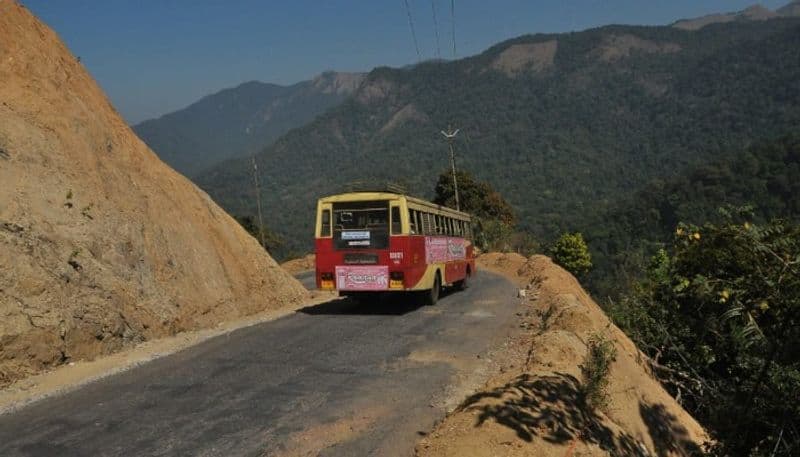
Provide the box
[335,265,389,291]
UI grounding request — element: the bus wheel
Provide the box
[455,268,471,291]
[422,272,441,306]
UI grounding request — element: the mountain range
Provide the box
[191,6,800,259]
[133,71,364,176]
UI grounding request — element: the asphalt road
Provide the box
[0,271,518,457]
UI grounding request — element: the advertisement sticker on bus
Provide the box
[447,238,466,260]
[335,265,389,291]
[425,237,449,263]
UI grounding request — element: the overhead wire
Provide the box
[450,0,456,58]
[430,0,441,59]
[403,0,422,62]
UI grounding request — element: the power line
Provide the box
[430,0,441,59]
[450,0,456,58]
[403,0,422,62]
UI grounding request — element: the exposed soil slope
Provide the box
[0,1,308,388]
[417,253,707,456]
[280,254,315,275]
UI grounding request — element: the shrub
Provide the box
[551,232,593,276]
[580,334,617,411]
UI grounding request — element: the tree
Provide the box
[551,232,592,276]
[433,169,515,225]
[434,169,517,251]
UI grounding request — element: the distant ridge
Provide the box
[673,1,800,30]
[133,71,365,177]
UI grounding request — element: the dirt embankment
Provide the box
[280,254,315,275]
[0,1,308,388]
[417,253,708,456]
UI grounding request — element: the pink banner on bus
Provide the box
[335,265,389,291]
[425,237,466,263]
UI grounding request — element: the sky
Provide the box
[22,0,789,124]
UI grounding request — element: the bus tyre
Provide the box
[423,273,441,306]
[455,269,471,291]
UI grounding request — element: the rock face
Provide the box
[0,1,309,387]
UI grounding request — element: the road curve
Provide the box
[0,271,518,457]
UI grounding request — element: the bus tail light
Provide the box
[389,271,404,289]
[320,272,334,290]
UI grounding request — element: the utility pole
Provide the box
[440,127,460,211]
[251,156,267,249]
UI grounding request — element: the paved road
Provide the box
[0,271,518,457]
[295,270,316,291]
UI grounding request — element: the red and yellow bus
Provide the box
[314,190,476,305]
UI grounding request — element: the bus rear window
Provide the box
[332,201,390,249]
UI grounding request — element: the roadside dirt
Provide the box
[281,254,316,275]
[0,289,333,416]
[416,253,708,456]
[0,1,308,389]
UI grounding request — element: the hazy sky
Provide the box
[22,0,788,124]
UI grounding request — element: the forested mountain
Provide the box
[197,15,800,259]
[133,71,364,176]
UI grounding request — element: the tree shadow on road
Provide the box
[459,372,643,455]
[639,402,704,457]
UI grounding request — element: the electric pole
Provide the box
[440,127,460,211]
[251,156,267,249]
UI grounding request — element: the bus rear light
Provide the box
[389,271,404,289]
[320,272,334,290]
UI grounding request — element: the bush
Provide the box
[580,334,617,411]
[611,208,800,456]
[551,232,593,276]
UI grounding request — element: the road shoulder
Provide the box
[0,286,335,415]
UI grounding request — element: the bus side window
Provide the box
[321,209,331,237]
[391,206,402,235]
[408,210,417,234]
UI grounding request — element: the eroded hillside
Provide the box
[0,1,308,387]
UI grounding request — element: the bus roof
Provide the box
[318,192,472,221]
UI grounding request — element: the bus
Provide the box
[314,189,476,305]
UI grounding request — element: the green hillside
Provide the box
[584,134,800,299]
[197,18,800,259]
